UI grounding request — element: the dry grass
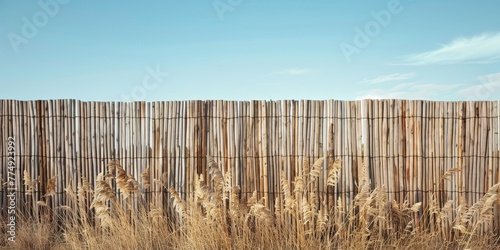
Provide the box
[2,157,500,250]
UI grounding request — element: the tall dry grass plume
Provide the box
[4,155,500,250]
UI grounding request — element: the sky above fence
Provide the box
[1,0,500,101]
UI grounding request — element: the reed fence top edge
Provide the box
[1,99,500,103]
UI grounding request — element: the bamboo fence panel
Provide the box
[1,99,500,233]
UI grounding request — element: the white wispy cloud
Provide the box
[363,72,415,84]
[398,32,500,65]
[275,68,314,76]
[358,83,462,100]
[457,73,500,100]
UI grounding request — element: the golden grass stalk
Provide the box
[453,196,469,234]
[207,156,224,200]
[293,176,304,193]
[437,200,453,224]
[77,176,93,205]
[23,169,37,195]
[327,158,342,187]
[45,175,57,197]
[309,157,324,180]
[223,170,232,201]
[301,202,313,225]
[309,191,318,218]
[280,172,296,213]
[37,201,48,207]
[169,187,186,219]
[64,181,76,200]
[124,175,139,194]
[274,196,281,216]
[472,183,500,227]
[93,173,115,202]
[302,158,310,178]
[440,167,461,182]
[154,172,168,188]
[229,185,242,218]
[91,172,115,229]
[107,159,120,175]
[357,161,367,187]
[247,190,258,206]
[148,206,164,223]
[317,202,328,233]
[140,165,151,189]
[247,197,273,225]
[109,160,139,199]
[195,177,210,204]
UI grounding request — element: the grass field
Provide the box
[2,157,500,250]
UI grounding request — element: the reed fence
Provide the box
[0,99,499,231]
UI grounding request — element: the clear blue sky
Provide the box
[1,0,499,101]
